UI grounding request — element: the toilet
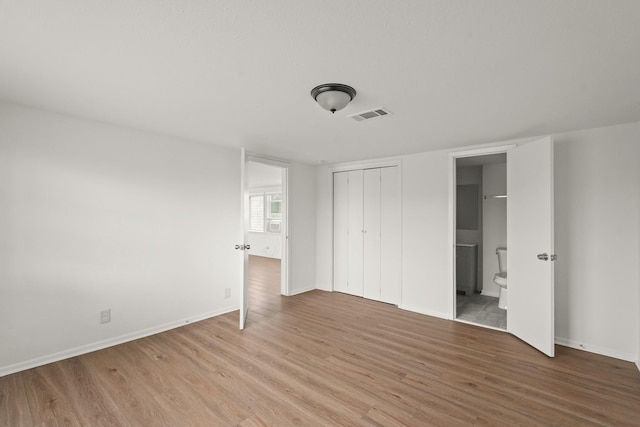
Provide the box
[494,247,507,309]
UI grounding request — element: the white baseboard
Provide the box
[399,304,450,320]
[0,305,238,378]
[480,290,500,298]
[288,286,316,296]
[554,337,636,362]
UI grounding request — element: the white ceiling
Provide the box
[1,1,639,164]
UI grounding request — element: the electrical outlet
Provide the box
[224,288,231,298]
[100,309,111,324]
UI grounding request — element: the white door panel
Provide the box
[333,172,349,294]
[508,136,555,357]
[347,170,364,296]
[363,169,381,300]
[239,148,249,330]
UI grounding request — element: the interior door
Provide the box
[239,148,249,330]
[507,136,555,356]
[333,171,349,294]
[363,168,381,300]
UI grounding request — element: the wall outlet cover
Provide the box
[100,309,111,324]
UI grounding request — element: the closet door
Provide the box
[380,166,401,305]
[363,168,381,300]
[346,170,364,296]
[333,171,349,294]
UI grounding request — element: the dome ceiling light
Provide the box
[310,83,357,114]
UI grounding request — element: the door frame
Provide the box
[448,145,516,325]
[246,154,291,296]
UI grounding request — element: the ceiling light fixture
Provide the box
[310,83,356,114]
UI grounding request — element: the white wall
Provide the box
[248,232,282,258]
[400,150,452,318]
[315,121,640,362]
[456,166,483,291]
[315,153,466,318]
[482,163,507,297]
[315,165,333,291]
[554,123,640,361]
[248,163,282,188]
[248,185,282,259]
[0,103,242,375]
[288,162,317,295]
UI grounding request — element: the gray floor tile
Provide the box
[456,293,506,330]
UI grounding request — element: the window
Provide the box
[249,195,265,232]
[249,192,282,233]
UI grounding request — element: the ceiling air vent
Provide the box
[347,107,391,122]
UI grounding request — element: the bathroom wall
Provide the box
[456,166,483,291]
[481,163,507,297]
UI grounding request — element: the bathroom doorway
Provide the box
[454,152,507,330]
[450,137,556,356]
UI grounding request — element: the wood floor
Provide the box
[2,255,639,426]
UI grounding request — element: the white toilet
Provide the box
[494,247,508,309]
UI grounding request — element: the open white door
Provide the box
[238,148,249,330]
[507,136,555,356]
[279,167,290,296]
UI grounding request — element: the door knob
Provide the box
[537,253,549,261]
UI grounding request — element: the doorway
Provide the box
[454,153,507,330]
[450,137,556,357]
[240,155,289,330]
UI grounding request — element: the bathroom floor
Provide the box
[456,293,507,330]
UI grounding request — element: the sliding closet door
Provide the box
[380,166,401,305]
[346,170,364,296]
[363,168,381,300]
[333,171,349,294]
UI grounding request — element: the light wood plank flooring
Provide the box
[2,255,639,426]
